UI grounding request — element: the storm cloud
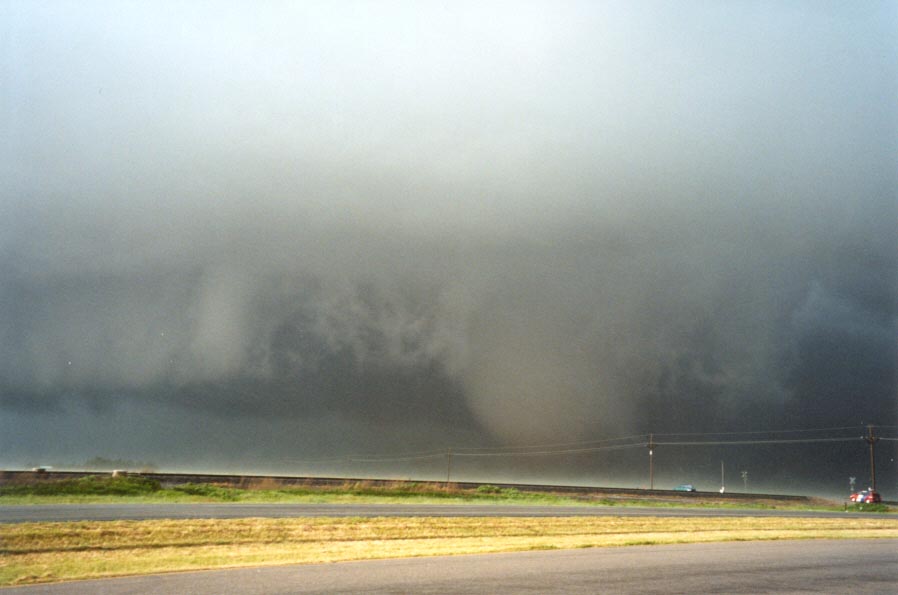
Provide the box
[1,1,895,489]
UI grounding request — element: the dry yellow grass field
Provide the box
[3,516,898,586]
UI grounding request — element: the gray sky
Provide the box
[1,1,896,491]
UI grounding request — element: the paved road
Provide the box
[0,503,884,523]
[5,539,896,594]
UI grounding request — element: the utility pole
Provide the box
[741,470,748,492]
[864,425,878,490]
[720,460,725,493]
[648,434,655,490]
[446,448,452,484]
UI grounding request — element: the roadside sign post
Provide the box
[647,434,655,490]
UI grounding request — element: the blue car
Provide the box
[674,484,696,492]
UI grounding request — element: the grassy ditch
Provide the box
[3,516,898,586]
[0,477,571,505]
[0,475,164,498]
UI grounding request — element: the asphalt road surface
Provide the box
[0,503,885,523]
[5,539,896,594]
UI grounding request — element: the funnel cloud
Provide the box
[1,1,896,492]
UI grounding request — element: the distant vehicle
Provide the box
[674,484,696,492]
[849,489,881,504]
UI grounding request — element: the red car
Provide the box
[849,489,881,503]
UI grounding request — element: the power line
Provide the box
[286,428,897,466]
[453,443,646,458]
[652,425,864,437]
[285,449,447,464]
[654,437,861,446]
[297,442,649,464]
[343,450,447,460]
[452,433,650,453]
[347,453,446,463]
